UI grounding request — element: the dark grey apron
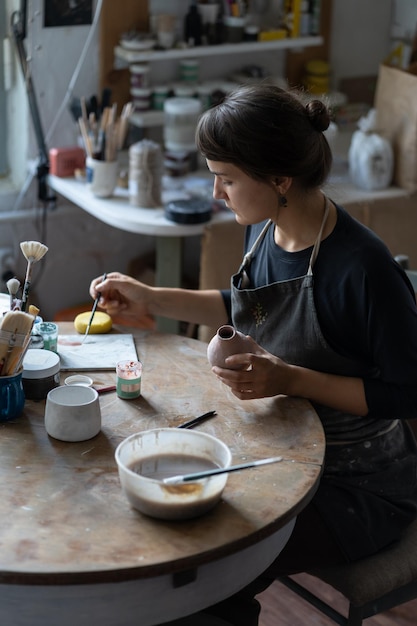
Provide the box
[230,199,417,560]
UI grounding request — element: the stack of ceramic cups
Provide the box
[128,139,163,208]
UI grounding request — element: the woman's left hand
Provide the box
[211,337,293,400]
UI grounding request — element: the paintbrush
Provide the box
[20,241,48,312]
[6,277,20,310]
[162,456,284,485]
[0,310,34,376]
[82,272,107,344]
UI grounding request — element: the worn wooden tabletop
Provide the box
[0,324,325,585]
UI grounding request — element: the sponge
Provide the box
[74,311,112,334]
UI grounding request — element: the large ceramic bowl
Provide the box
[115,428,232,520]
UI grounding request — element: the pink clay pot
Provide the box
[207,325,254,369]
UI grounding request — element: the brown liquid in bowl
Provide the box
[128,453,220,480]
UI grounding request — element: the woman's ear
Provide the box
[272,176,292,195]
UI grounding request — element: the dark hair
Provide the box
[196,83,332,190]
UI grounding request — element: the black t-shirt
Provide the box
[221,204,417,420]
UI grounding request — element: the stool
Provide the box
[278,516,417,626]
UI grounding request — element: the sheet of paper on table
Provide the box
[57,334,138,370]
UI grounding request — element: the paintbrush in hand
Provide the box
[82,272,107,344]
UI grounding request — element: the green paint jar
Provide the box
[116,360,142,400]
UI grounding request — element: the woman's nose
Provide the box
[213,179,226,200]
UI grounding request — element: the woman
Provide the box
[90,84,417,626]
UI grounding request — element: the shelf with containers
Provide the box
[114,35,323,65]
[114,35,323,129]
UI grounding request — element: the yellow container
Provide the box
[259,29,287,41]
[304,59,330,94]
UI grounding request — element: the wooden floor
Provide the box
[258,574,417,625]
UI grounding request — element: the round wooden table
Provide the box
[0,325,325,626]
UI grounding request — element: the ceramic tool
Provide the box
[20,241,48,312]
[162,456,284,485]
[82,272,107,343]
[178,410,217,429]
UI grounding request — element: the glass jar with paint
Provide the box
[116,360,142,400]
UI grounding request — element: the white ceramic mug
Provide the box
[45,385,101,442]
[86,157,118,198]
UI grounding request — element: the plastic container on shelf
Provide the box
[179,58,200,83]
[223,15,247,43]
[243,25,260,41]
[163,97,202,153]
[130,63,150,88]
[171,82,197,98]
[151,84,170,110]
[304,59,330,94]
[196,83,214,110]
[131,87,152,111]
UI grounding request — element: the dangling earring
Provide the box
[279,193,288,208]
[273,178,288,207]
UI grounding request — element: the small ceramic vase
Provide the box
[207,325,253,369]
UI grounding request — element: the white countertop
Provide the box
[50,161,412,240]
[49,174,234,237]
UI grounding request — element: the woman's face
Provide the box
[207,160,278,225]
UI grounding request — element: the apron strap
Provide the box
[237,194,330,284]
[307,195,330,276]
[238,219,272,275]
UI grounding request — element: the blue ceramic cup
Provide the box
[0,369,25,421]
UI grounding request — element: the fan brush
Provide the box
[19,241,48,312]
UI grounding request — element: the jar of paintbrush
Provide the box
[0,368,25,421]
[79,101,134,198]
[0,310,34,420]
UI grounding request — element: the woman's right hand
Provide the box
[89,272,152,321]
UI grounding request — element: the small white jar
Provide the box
[22,349,60,401]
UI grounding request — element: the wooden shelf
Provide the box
[100,1,331,121]
[114,36,323,66]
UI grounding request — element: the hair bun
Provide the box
[305,99,331,132]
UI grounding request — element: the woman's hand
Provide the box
[90,273,229,329]
[212,337,293,400]
[212,335,368,415]
[89,272,152,322]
